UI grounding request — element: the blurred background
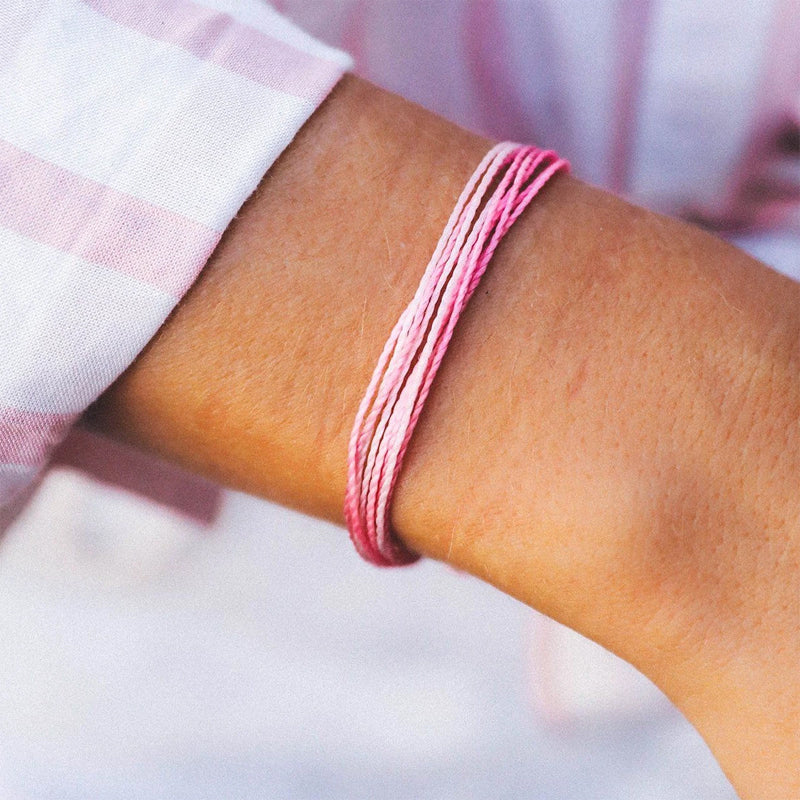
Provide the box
[0,475,735,799]
[1,1,797,797]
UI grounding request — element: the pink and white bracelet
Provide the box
[345,142,569,566]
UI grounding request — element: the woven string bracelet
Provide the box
[345,142,569,567]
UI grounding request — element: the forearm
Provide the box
[88,76,799,798]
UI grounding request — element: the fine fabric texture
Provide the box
[0,0,351,532]
[346,143,568,567]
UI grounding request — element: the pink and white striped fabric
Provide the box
[0,0,350,531]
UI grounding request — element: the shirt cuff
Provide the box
[0,0,352,530]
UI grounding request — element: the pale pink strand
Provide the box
[368,150,539,553]
[383,152,568,560]
[369,193,541,557]
[407,154,568,445]
[373,151,565,561]
[356,146,508,471]
[364,144,514,420]
[460,149,544,295]
[348,145,516,561]
[362,147,559,564]
[346,143,569,565]
[346,142,511,538]
[367,149,533,557]
[463,151,561,297]
[350,150,507,559]
[377,148,541,448]
[413,152,545,413]
[402,155,561,443]
[368,149,528,519]
[374,169,559,562]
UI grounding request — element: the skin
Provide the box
[88,76,799,799]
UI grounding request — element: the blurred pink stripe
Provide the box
[83,0,342,101]
[340,0,368,69]
[54,428,223,524]
[608,0,653,193]
[0,139,219,298]
[0,408,76,466]
[464,0,536,142]
[717,0,800,227]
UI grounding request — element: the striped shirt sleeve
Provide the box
[0,0,352,530]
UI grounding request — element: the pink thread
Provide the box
[345,143,569,566]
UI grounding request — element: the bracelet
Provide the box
[344,142,569,566]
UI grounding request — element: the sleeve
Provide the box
[0,0,352,531]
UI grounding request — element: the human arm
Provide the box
[88,75,799,799]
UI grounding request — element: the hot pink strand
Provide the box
[345,143,569,566]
